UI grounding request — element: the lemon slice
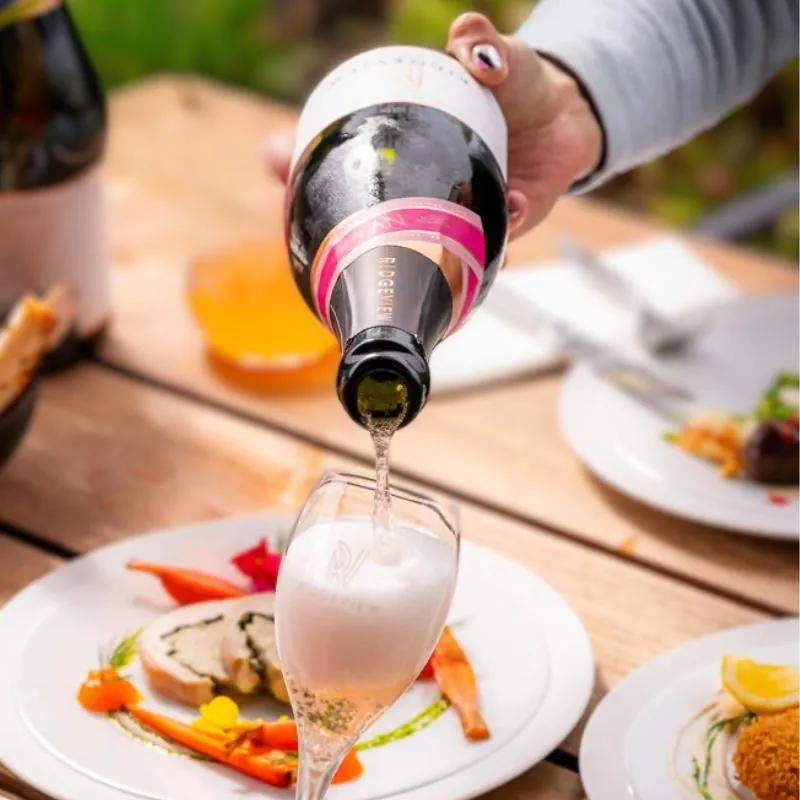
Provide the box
[721,654,800,713]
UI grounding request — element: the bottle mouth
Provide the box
[337,327,430,429]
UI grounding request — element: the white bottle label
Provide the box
[290,46,508,179]
[0,165,110,336]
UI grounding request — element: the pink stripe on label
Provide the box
[311,199,486,331]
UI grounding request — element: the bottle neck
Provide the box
[327,243,453,357]
[337,326,429,429]
[327,243,451,428]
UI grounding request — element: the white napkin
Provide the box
[430,236,740,394]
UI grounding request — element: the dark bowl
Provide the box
[0,377,38,473]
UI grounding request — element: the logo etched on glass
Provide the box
[326,540,370,588]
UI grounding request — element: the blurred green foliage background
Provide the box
[69,0,799,262]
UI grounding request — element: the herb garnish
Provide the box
[690,712,755,798]
[102,628,142,670]
[755,372,799,422]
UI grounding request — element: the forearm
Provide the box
[517,0,799,192]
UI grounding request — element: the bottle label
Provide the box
[313,197,485,339]
[0,165,110,336]
[291,46,507,179]
[0,0,61,28]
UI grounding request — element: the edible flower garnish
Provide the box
[193,696,242,736]
[231,538,282,592]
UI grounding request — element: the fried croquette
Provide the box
[733,707,799,800]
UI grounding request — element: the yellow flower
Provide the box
[192,696,241,734]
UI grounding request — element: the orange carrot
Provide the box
[126,561,246,605]
[232,721,362,784]
[77,668,141,713]
[126,705,295,788]
[430,626,490,741]
[332,749,364,784]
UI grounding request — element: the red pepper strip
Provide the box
[417,656,434,681]
[230,720,363,783]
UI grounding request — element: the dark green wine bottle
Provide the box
[0,0,109,370]
[286,46,508,428]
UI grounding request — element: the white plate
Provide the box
[0,512,594,800]
[559,293,799,538]
[580,617,799,800]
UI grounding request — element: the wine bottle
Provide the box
[0,0,109,370]
[286,46,508,428]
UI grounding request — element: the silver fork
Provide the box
[556,233,702,354]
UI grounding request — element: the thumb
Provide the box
[263,131,295,185]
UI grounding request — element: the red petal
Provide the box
[251,575,277,592]
[231,539,270,578]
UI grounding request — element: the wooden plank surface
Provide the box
[0,765,54,800]
[0,534,59,605]
[99,76,799,612]
[0,758,580,800]
[0,365,768,758]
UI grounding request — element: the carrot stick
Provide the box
[332,749,364,784]
[126,561,246,605]
[126,705,295,787]
[430,626,490,741]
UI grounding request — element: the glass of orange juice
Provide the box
[187,240,338,390]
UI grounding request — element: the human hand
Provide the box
[264,13,604,241]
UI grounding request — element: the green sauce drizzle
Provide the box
[355,696,451,752]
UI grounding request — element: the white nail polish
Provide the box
[471,43,502,71]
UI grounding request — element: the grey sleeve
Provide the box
[516,0,799,192]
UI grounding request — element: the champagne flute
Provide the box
[275,471,459,799]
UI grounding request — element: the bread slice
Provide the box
[221,593,289,704]
[138,599,238,707]
[0,294,57,415]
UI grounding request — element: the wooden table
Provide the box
[0,76,797,800]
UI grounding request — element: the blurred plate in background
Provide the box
[559,293,799,538]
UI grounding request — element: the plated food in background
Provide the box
[560,293,799,537]
[580,618,798,800]
[0,514,593,800]
[75,538,490,790]
[0,286,76,470]
[664,372,799,494]
[672,654,799,799]
[0,291,57,417]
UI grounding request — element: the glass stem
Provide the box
[296,759,338,800]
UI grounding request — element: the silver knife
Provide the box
[484,281,695,424]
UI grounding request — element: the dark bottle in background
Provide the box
[286,46,508,428]
[0,0,109,370]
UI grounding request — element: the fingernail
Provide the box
[471,43,503,71]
